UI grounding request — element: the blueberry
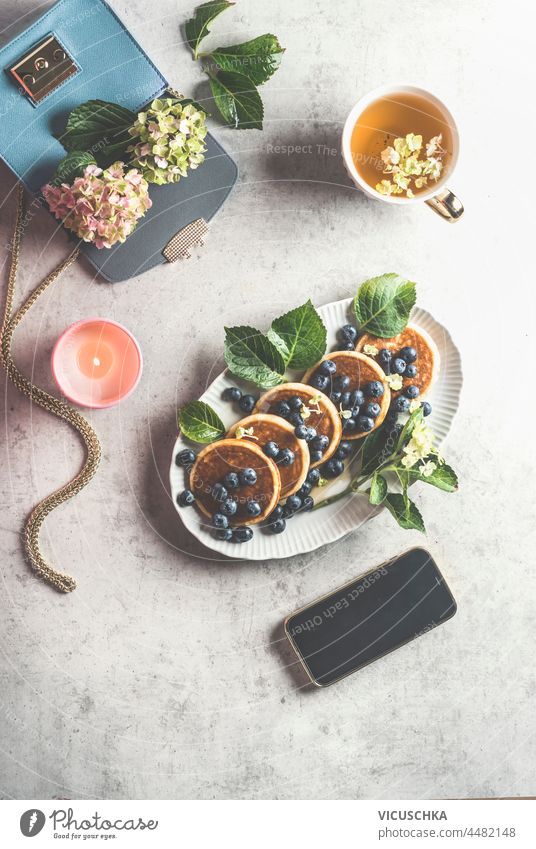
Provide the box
[335,440,352,460]
[286,494,302,512]
[421,401,432,417]
[216,528,233,541]
[239,394,257,413]
[276,401,291,418]
[289,412,304,427]
[222,386,242,402]
[358,415,375,432]
[310,449,324,463]
[263,440,280,459]
[343,417,357,432]
[366,380,384,398]
[176,449,196,467]
[212,513,228,529]
[288,395,303,411]
[404,363,418,378]
[311,434,329,452]
[341,391,351,408]
[177,489,195,506]
[306,468,321,486]
[350,406,361,418]
[330,391,342,404]
[221,497,238,516]
[298,481,313,497]
[268,505,284,522]
[224,471,240,489]
[312,373,329,391]
[399,346,417,363]
[340,341,356,350]
[405,385,420,399]
[280,504,294,519]
[301,495,314,511]
[323,458,344,478]
[295,424,309,440]
[350,389,365,407]
[394,396,411,413]
[212,482,228,502]
[277,448,295,466]
[364,402,381,419]
[240,467,257,486]
[339,324,358,343]
[268,517,286,534]
[305,427,317,442]
[319,359,337,375]
[246,500,262,517]
[392,358,406,375]
[233,526,253,543]
[378,349,392,373]
[333,374,350,392]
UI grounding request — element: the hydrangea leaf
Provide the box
[384,493,425,532]
[185,1,234,59]
[209,34,284,85]
[56,100,136,162]
[401,460,458,492]
[209,71,264,129]
[53,151,97,184]
[369,472,387,505]
[178,401,225,443]
[267,300,326,369]
[353,273,417,338]
[224,326,285,388]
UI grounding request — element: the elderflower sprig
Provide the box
[376,133,446,198]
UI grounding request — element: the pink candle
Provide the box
[51,318,143,408]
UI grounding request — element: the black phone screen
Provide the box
[284,547,456,686]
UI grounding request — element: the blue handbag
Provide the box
[0,0,238,281]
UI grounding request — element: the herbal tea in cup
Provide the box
[341,85,463,221]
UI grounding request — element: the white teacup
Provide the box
[342,84,463,222]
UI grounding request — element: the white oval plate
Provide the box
[169,299,463,560]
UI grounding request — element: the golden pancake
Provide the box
[255,383,342,467]
[302,352,390,440]
[355,323,439,398]
[228,414,309,498]
[190,439,280,524]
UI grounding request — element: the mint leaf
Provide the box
[369,473,387,505]
[57,100,136,162]
[209,34,284,85]
[209,71,264,129]
[403,461,458,493]
[178,401,225,443]
[353,273,416,338]
[53,151,97,184]
[224,326,285,387]
[384,493,425,532]
[185,1,234,58]
[267,300,326,369]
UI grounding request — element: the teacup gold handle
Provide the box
[425,188,464,222]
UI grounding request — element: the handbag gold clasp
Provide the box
[8,34,78,105]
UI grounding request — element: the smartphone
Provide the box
[284,547,456,687]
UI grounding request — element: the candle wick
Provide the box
[93,357,101,367]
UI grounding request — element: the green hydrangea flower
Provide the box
[127,98,208,185]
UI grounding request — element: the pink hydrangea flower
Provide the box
[42,161,152,249]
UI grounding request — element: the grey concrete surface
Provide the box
[1,0,535,800]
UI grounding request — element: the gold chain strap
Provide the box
[0,185,102,592]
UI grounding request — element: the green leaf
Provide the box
[53,151,97,184]
[403,460,459,493]
[178,401,225,443]
[396,407,423,452]
[361,421,398,476]
[267,300,327,369]
[209,71,264,129]
[209,34,284,85]
[384,493,425,532]
[56,100,136,162]
[224,326,285,388]
[185,0,234,58]
[353,273,417,337]
[369,473,387,505]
